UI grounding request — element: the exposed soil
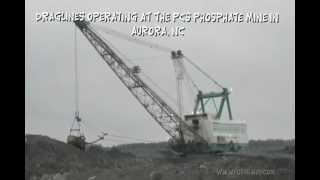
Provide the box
[25,134,294,180]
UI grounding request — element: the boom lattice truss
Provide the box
[74,20,206,144]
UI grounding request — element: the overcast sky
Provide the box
[25,0,295,146]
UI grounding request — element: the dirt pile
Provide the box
[25,135,294,180]
[25,134,134,180]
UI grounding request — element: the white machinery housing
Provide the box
[182,113,248,152]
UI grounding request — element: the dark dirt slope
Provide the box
[117,139,295,158]
[25,134,134,179]
[25,135,294,180]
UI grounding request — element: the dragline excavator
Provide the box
[67,20,248,154]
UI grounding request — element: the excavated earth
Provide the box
[25,134,295,180]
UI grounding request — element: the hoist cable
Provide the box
[182,66,200,91]
[94,28,178,108]
[107,134,154,143]
[129,55,169,61]
[94,24,172,53]
[183,56,224,89]
[82,120,154,143]
[94,24,224,90]
[74,25,80,114]
[70,25,83,136]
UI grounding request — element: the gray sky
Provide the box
[25,0,295,146]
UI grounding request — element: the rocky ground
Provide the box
[25,135,295,180]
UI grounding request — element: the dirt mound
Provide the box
[25,134,134,179]
[25,135,294,180]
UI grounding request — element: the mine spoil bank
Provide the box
[25,134,294,180]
